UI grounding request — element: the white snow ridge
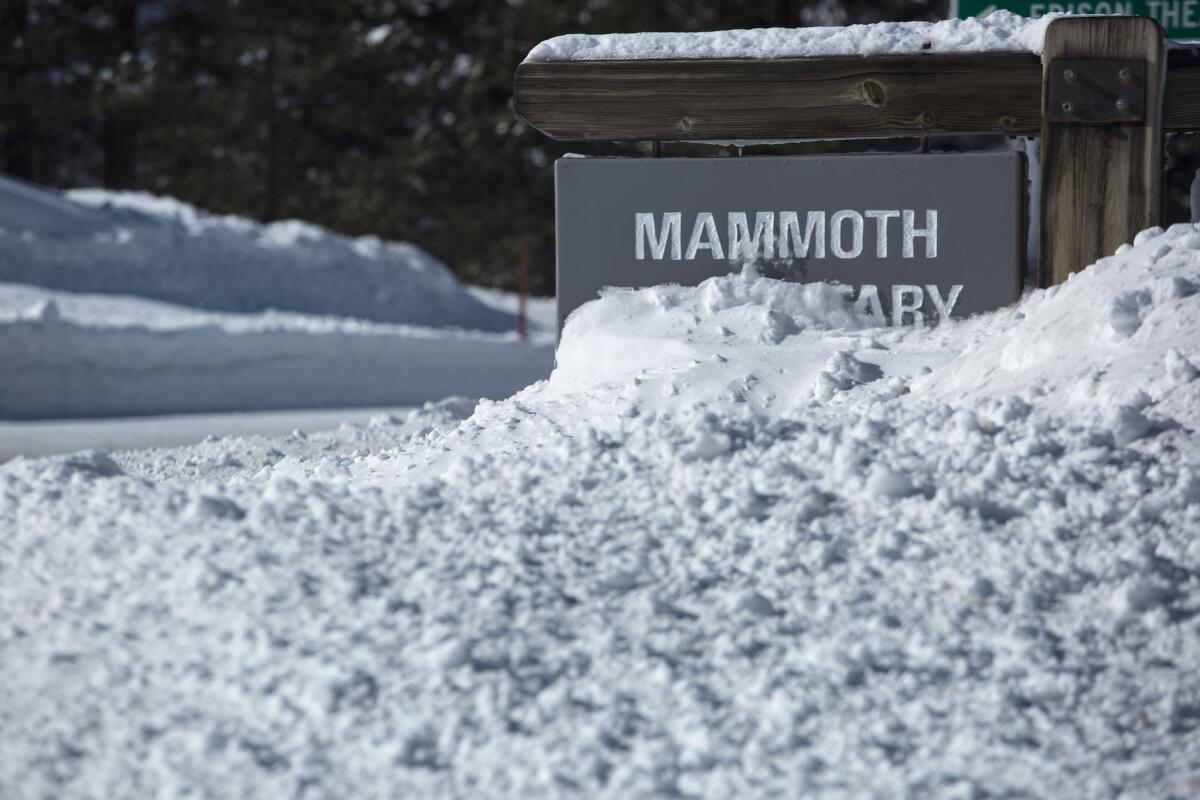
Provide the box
[0,173,510,330]
[4,224,1200,798]
[0,176,553,417]
[525,11,1056,62]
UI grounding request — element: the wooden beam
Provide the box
[1038,17,1164,288]
[515,47,1200,142]
[515,53,1044,141]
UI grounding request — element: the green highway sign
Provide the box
[950,0,1200,39]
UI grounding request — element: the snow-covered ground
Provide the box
[0,406,416,462]
[526,10,1055,61]
[0,176,554,420]
[0,284,551,419]
[3,222,1199,798]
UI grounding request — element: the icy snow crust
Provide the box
[0,174,510,331]
[525,11,1056,62]
[4,226,1200,797]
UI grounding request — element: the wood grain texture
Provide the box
[1164,46,1200,130]
[515,48,1200,141]
[1038,17,1164,288]
[514,54,1044,141]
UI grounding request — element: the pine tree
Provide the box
[2,0,945,296]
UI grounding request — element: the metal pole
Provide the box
[517,249,529,340]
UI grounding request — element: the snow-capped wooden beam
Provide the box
[514,53,1045,141]
[514,45,1200,142]
[1039,16,1165,288]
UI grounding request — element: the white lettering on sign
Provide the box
[854,284,885,319]
[1028,2,1160,20]
[779,211,826,258]
[830,210,865,259]
[728,212,776,261]
[853,283,964,325]
[685,212,724,260]
[865,209,900,257]
[1030,2,1135,14]
[634,210,939,262]
[634,212,681,260]
[903,210,938,259]
[892,284,925,326]
[926,284,964,320]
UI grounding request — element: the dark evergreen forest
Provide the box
[1,1,941,293]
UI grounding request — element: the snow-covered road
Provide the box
[3,223,1200,798]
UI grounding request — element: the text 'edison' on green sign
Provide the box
[950,0,1200,39]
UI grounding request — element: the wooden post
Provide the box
[1039,17,1165,287]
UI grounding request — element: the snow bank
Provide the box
[0,286,552,419]
[915,225,1200,402]
[0,176,553,418]
[549,224,1200,431]
[3,227,1200,797]
[0,174,510,330]
[525,11,1057,62]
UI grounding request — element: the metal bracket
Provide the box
[1046,58,1147,124]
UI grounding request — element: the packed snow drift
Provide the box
[525,10,1056,62]
[0,174,509,329]
[4,220,1200,798]
[0,175,553,418]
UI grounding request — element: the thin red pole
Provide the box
[517,249,529,340]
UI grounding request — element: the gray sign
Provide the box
[555,152,1026,334]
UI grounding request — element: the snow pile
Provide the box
[0,174,510,330]
[3,227,1200,798]
[0,176,552,418]
[525,11,1057,62]
[551,274,866,394]
[549,223,1200,431]
[918,225,1200,421]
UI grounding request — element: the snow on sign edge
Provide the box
[523,12,1059,63]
